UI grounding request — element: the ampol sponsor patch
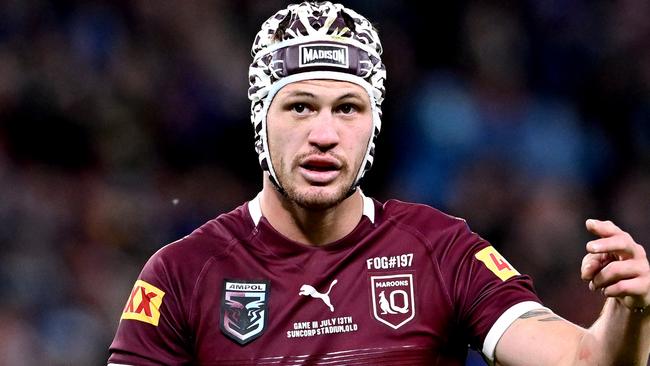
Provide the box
[370,274,415,329]
[121,279,165,326]
[220,279,270,345]
[475,246,520,281]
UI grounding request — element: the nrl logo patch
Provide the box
[299,44,349,68]
[220,279,270,345]
[370,274,415,329]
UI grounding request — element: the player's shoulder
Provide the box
[151,200,255,267]
[377,198,486,259]
[380,198,468,232]
[376,198,476,248]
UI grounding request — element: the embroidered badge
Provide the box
[220,279,270,345]
[370,274,415,329]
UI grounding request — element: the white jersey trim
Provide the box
[482,301,547,363]
[248,190,375,226]
[359,190,375,224]
[249,192,263,226]
[108,364,133,366]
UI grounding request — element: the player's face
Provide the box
[266,79,373,210]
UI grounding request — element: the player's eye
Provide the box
[291,103,310,114]
[337,103,357,115]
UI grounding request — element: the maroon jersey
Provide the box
[108,193,542,365]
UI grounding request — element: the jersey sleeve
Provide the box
[108,246,194,366]
[438,220,543,361]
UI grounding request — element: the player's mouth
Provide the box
[298,156,342,184]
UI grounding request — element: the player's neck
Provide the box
[260,182,363,247]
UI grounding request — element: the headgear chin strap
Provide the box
[248,1,386,194]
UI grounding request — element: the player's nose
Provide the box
[307,112,339,151]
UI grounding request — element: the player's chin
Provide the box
[290,184,351,210]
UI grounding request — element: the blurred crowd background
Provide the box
[0,0,648,365]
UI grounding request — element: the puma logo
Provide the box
[299,279,338,312]
[379,291,408,314]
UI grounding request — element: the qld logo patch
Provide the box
[370,274,415,329]
[220,279,270,345]
[121,279,165,326]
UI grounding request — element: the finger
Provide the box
[591,260,642,290]
[581,253,610,281]
[585,219,623,238]
[586,236,636,259]
[602,277,650,299]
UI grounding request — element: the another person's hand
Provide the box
[581,219,650,313]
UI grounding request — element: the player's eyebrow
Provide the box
[283,91,316,99]
[280,91,366,101]
[336,92,365,101]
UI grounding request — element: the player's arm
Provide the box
[494,219,650,366]
[108,245,194,366]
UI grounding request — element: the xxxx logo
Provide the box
[121,280,165,326]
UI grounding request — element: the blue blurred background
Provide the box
[0,0,648,364]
